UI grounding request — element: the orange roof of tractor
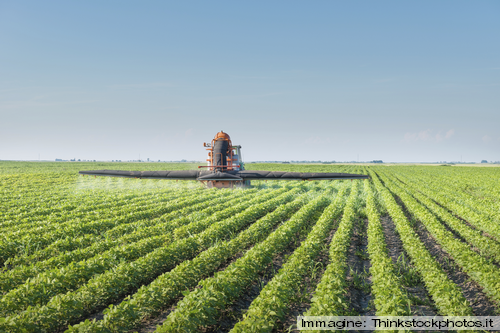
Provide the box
[214,131,230,141]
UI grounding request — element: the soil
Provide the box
[345,217,373,317]
[379,215,438,316]
[133,307,177,333]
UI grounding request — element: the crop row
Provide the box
[0,189,255,293]
[0,187,200,239]
[404,167,500,214]
[228,183,351,332]
[0,187,183,229]
[67,186,320,332]
[3,188,252,269]
[0,188,282,316]
[0,188,221,263]
[390,169,500,241]
[2,187,196,238]
[156,189,338,332]
[378,170,500,307]
[369,170,472,316]
[0,192,184,237]
[303,179,360,318]
[0,187,299,331]
[0,174,74,204]
[407,169,499,220]
[386,170,500,264]
[363,178,410,316]
[0,175,191,217]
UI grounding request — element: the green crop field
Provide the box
[1,161,499,332]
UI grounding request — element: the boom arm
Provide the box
[78,169,369,181]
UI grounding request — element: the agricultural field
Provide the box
[1,161,500,332]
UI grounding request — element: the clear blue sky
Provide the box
[1,1,499,162]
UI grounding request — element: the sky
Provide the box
[1,1,499,163]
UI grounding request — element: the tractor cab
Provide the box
[201,131,247,188]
